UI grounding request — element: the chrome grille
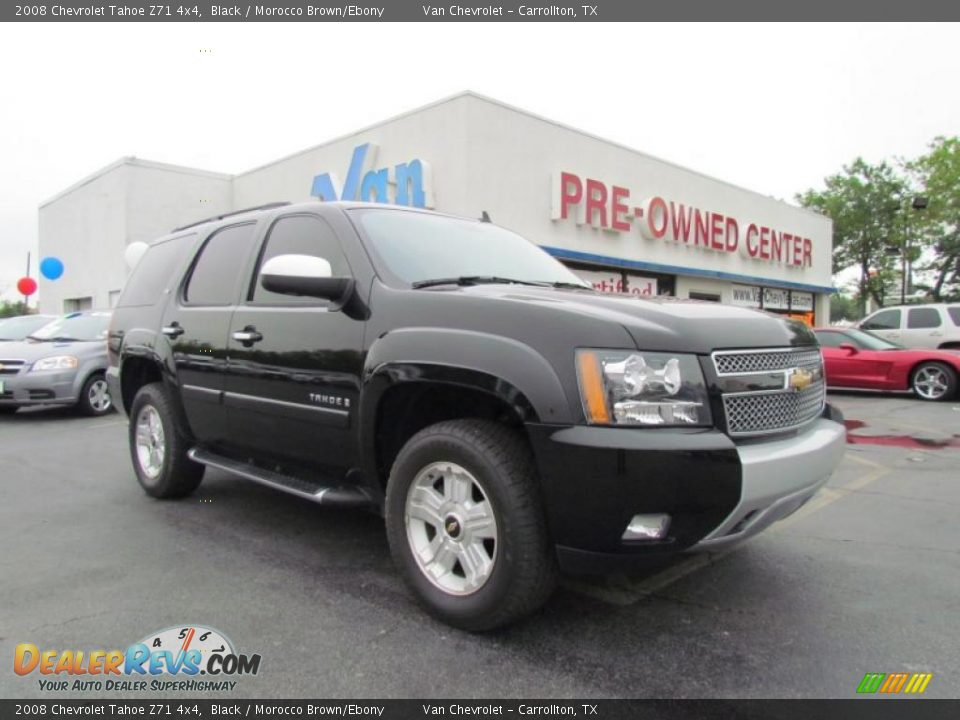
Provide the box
[713,348,822,375]
[0,359,26,375]
[713,347,825,436]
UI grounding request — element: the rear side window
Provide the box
[949,307,960,326]
[907,307,942,329]
[861,309,900,330]
[117,234,195,308]
[184,223,258,305]
[249,215,351,305]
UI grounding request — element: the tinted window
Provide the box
[118,234,195,308]
[814,331,845,348]
[861,309,901,330]
[907,307,942,329]
[251,215,350,304]
[949,307,960,326]
[354,209,588,287]
[844,328,903,350]
[184,224,258,305]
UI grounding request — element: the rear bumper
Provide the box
[528,406,846,574]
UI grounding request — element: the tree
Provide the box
[829,293,861,323]
[909,137,960,301]
[797,158,908,315]
[0,300,32,318]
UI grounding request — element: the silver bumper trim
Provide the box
[693,418,846,549]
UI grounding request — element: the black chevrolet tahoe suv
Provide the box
[107,201,846,630]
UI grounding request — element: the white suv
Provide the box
[858,303,960,349]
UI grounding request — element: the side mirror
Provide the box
[838,343,858,354]
[260,254,354,303]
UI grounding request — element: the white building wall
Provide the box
[38,159,232,313]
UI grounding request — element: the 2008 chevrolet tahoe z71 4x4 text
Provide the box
[107,201,845,630]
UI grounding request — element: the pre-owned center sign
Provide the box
[553,172,813,269]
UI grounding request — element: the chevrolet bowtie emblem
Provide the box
[787,367,813,392]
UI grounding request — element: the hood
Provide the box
[0,339,107,363]
[452,285,817,353]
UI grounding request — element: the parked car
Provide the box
[0,311,114,416]
[857,303,960,350]
[0,314,56,341]
[815,326,960,401]
[107,201,845,630]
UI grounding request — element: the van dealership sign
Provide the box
[553,172,813,269]
[311,143,433,208]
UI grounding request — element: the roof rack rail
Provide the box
[172,202,292,232]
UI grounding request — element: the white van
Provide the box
[858,303,960,349]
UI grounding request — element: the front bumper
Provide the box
[527,409,846,574]
[0,370,82,407]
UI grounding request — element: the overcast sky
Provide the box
[1,22,958,302]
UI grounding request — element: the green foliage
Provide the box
[909,137,960,301]
[829,294,861,323]
[797,158,907,314]
[0,300,32,318]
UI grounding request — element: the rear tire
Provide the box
[77,373,114,416]
[385,419,557,632]
[129,382,204,498]
[911,362,957,401]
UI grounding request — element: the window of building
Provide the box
[249,215,351,304]
[907,307,942,329]
[689,291,721,302]
[861,309,901,331]
[63,297,93,313]
[184,223,258,306]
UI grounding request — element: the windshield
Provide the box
[353,209,590,288]
[0,315,55,341]
[843,328,903,351]
[28,312,111,342]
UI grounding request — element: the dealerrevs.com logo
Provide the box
[14,625,261,692]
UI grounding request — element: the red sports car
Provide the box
[814,327,960,401]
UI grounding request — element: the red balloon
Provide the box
[17,277,37,296]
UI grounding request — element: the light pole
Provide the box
[901,195,928,305]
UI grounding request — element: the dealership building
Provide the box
[38,92,834,322]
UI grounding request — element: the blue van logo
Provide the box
[310,143,433,208]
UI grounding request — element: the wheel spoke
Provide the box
[463,502,496,539]
[445,472,472,504]
[430,540,459,574]
[459,542,493,588]
[407,485,445,528]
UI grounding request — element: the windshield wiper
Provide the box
[549,281,594,290]
[411,276,552,289]
[28,335,80,342]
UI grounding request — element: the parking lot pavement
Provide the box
[1,393,959,699]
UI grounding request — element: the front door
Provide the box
[162,222,260,445]
[223,213,364,476]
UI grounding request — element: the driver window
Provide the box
[861,309,901,331]
[815,332,845,348]
[250,215,351,305]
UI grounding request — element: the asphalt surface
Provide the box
[1,391,959,699]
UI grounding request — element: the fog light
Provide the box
[622,514,671,541]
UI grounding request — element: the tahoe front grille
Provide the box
[712,347,825,437]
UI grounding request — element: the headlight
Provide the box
[576,349,711,426]
[30,355,79,372]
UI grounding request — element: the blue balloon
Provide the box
[40,256,64,280]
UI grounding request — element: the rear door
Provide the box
[901,307,945,349]
[161,222,260,445]
[223,211,365,475]
[860,308,902,345]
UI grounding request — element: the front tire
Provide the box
[0,406,19,415]
[77,373,114,416]
[129,382,204,498]
[385,419,557,631]
[911,362,957,401]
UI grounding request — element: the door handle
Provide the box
[232,327,263,344]
[161,323,185,338]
